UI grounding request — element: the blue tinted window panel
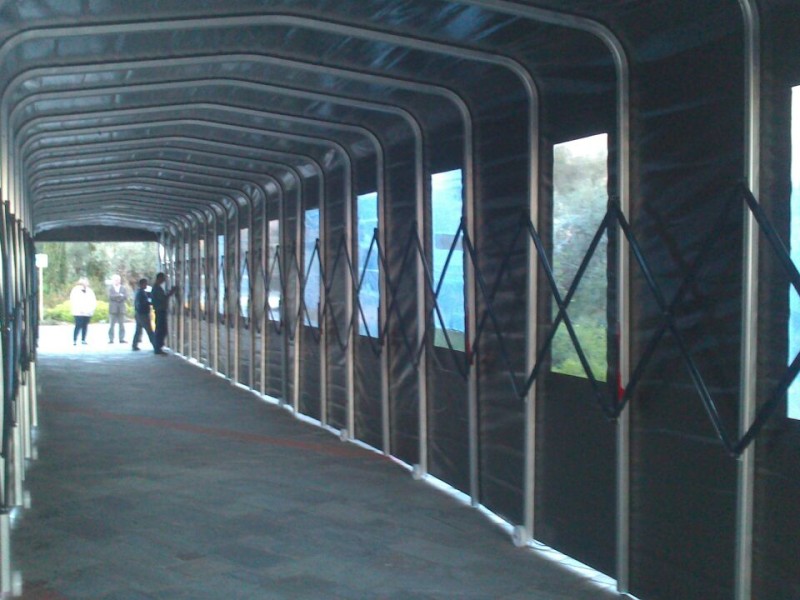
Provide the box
[431,169,465,351]
[357,192,380,337]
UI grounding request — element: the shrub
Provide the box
[43,300,110,324]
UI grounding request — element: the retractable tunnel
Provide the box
[0,2,799,599]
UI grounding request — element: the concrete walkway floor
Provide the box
[12,325,623,599]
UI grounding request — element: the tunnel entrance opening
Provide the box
[36,241,159,348]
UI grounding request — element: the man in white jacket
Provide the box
[69,277,97,345]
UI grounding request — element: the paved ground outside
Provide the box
[10,324,623,599]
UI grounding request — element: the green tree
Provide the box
[37,242,159,315]
[551,135,609,381]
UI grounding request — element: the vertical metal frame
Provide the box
[0,13,650,588]
[293,179,303,414]
[187,224,194,360]
[453,5,631,589]
[2,28,469,468]
[193,222,201,363]
[736,1,760,599]
[4,58,468,458]
[0,13,533,490]
[260,190,269,396]
[196,216,206,366]
[16,114,355,397]
[233,202,241,384]
[248,192,256,390]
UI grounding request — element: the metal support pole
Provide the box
[206,218,214,369]
[187,231,193,360]
[344,181,355,439]
[29,362,37,429]
[416,173,428,478]
[248,203,256,389]
[319,201,328,428]
[233,212,241,385]
[197,224,204,365]
[225,218,232,378]
[464,125,479,508]
[192,228,198,362]
[20,380,30,462]
[261,200,268,396]
[292,192,302,414]
[736,2,760,599]
[380,204,391,454]
[12,425,22,506]
[0,511,10,597]
[213,215,221,375]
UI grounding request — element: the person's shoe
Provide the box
[81,341,88,345]
[108,340,114,344]
[154,350,166,355]
[119,340,126,344]
[73,341,77,346]
[132,346,140,351]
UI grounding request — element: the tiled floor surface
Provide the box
[11,325,622,599]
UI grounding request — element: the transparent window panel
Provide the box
[268,219,282,323]
[551,133,608,381]
[304,209,320,327]
[357,192,380,337]
[431,169,465,351]
[789,86,800,420]
[183,242,191,311]
[217,234,225,316]
[199,239,206,314]
[239,228,250,319]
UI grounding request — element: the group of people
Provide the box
[69,273,177,355]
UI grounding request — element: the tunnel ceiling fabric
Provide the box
[0,0,665,235]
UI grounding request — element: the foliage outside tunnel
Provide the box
[37,242,159,323]
[552,133,609,381]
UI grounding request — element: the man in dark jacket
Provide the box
[131,278,154,351]
[150,272,177,355]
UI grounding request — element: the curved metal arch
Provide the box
[19,109,347,393]
[29,163,267,206]
[450,1,632,566]
[35,214,170,232]
[32,178,244,212]
[10,77,420,145]
[3,49,466,261]
[35,193,221,231]
[24,135,308,250]
[1,14,532,487]
[2,51,471,235]
[32,182,240,235]
[0,4,600,576]
[10,73,412,220]
[29,159,280,210]
[26,136,307,196]
[31,166,268,278]
[31,173,259,246]
[11,79,396,262]
[15,101,376,172]
[34,199,200,232]
[15,93,384,403]
[17,112,343,188]
[0,13,530,292]
[18,119,328,224]
[25,141,298,228]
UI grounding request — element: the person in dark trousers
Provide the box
[150,272,177,355]
[69,277,96,345]
[107,273,128,343]
[132,278,155,351]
